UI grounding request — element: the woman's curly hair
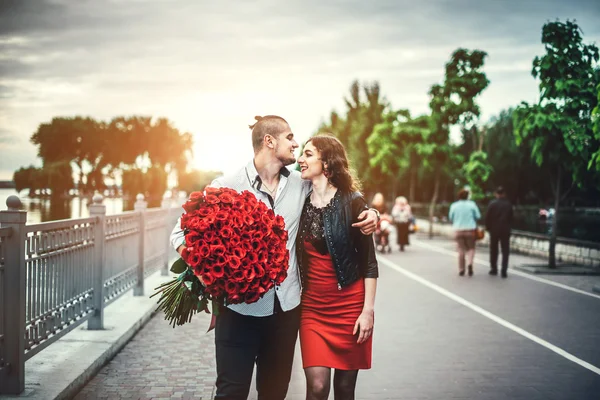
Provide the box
[306,133,362,193]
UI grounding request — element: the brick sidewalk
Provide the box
[73,311,217,400]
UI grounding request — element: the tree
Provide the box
[425,48,489,237]
[463,151,493,201]
[367,110,431,202]
[177,169,223,194]
[13,166,41,195]
[319,81,389,195]
[514,20,600,268]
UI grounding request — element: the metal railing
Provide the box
[0,193,182,394]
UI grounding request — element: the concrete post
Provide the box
[0,196,27,394]
[134,194,147,295]
[88,193,106,330]
[161,193,171,276]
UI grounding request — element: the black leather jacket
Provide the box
[296,190,379,290]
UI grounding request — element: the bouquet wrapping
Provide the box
[152,187,289,327]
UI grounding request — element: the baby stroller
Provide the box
[374,214,393,253]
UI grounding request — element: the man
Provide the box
[170,115,378,400]
[485,186,513,278]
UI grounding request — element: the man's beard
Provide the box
[275,145,296,166]
[280,155,296,166]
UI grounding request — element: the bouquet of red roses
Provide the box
[151,187,289,327]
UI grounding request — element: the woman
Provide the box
[370,192,392,253]
[448,188,481,276]
[296,134,378,400]
[391,196,412,251]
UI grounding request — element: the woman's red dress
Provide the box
[299,241,372,370]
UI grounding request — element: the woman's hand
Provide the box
[353,308,374,344]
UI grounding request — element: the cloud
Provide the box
[0,0,599,175]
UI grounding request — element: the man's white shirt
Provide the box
[170,160,311,317]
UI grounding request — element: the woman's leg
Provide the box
[305,366,331,400]
[456,233,466,274]
[333,369,359,400]
[466,236,476,274]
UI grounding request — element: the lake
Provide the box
[0,188,146,224]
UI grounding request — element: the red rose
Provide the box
[225,280,239,293]
[202,229,214,241]
[232,270,245,283]
[221,226,233,238]
[261,213,274,227]
[205,187,221,196]
[244,291,260,303]
[238,281,250,293]
[205,194,220,204]
[215,210,228,221]
[247,252,258,264]
[212,264,225,278]
[232,247,246,260]
[200,272,216,286]
[219,193,234,204]
[229,236,241,247]
[228,256,241,270]
[197,244,210,259]
[211,244,226,256]
[252,264,265,278]
[244,268,256,281]
[187,252,202,268]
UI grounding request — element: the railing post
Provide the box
[134,194,147,296]
[88,193,106,330]
[0,196,27,394]
[161,193,171,276]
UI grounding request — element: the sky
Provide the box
[1,0,599,181]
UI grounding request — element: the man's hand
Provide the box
[352,209,378,235]
[176,245,206,286]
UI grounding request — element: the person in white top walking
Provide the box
[170,115,379,400]
[448,188,481,277]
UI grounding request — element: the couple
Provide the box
[170,115,379,400]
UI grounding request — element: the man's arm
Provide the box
[352,208,379,235]
[170,217,186,256]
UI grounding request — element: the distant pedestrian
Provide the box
[391,196,412,251]
[448,189,481,276]
[485,186,513,278]
[371,192,392,253]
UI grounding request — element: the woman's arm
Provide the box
[354,277,377,344]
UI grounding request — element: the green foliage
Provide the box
[43,160,74,196]
[121,169,145,197]
[146,166,168,199]
[25,115,194,195]
[513,19,600,266]
[514,20,599,188]
[13,166,40,193]
[591,81,600,169]
[463,151,493,201]
[121,166,168,199]
[177,169,223,194]
[318,81,389,193]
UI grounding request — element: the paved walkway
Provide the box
[74,234,600,399]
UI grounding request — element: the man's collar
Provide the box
[245,160,290,189]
